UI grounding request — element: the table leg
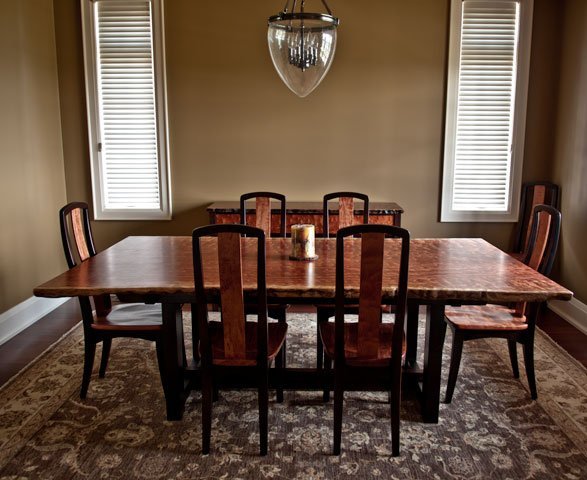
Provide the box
[421,304,447,423]
[160,303,186,420]
[405,300,420,368]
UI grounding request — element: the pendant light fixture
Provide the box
[267,1,339,98]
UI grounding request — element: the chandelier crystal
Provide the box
[268,1,339,98]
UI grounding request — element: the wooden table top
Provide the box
[34,236,572,304]
[207,201,404,215]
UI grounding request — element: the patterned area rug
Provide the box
[0,313,586,479]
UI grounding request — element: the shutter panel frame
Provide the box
[81,0,171,220]
[441,0,534,222]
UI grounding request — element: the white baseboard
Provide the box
[0,296,69,346]
[548,297,587,336]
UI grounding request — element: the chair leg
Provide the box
[444,331,464,404]
[202,368,213,454]
[333,366,344,455]
[390,377,401,457]
[507,339,520,378]
[98,338,112,378]
[178,309,187,368]
[323,355,331,402]
[405,301,419,368]
[275,307,286,403]
[277,308,287,369]
[275,347,285,403]
[522,339,538,400]
[259,369,269,456]
[316,308,327,371]
[80,340,97,399]
[191,303,200,363]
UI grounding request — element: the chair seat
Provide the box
[92,303,162,331]
[445,304,528,331]
[208,321,288,366]
[319,321,406,367]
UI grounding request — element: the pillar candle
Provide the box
[290,224,316,260]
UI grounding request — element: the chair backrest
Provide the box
[513,204,561,318]
[323,192,369,238]
[335,224,410,367]
[192,223,268,366]
[513,182,559,254]
[523,204,561,276]
[59,202,97,269]
[59,202,111,316]
[240,192,286,237]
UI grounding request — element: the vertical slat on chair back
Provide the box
[71,208,92,262]
[338,197,355,230]
[357,233,385,358]
[323,192,369,237]
[255,197,271,236]
[524,204,561,276]
[526,211,551,271]
[217,232,246,359]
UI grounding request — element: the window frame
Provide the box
[81,0,172,220]
[441,0,534,222]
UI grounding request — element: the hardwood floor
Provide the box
[0,299,81,386]
[0,301,585,388]
[537,305,587,366]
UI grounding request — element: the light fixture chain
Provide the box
[320,0,333,16]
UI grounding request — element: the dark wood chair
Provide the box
[240,192,288,402]
[192,223,287,456]
[319,224,410,456]
[59,202,165,399]
[240,191,287,237]
[511,181,559,260]
[322,191,369,237]
[317,192,369,400]
[444,205,562,403]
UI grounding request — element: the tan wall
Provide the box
[0,0,67,312]
[52,1,561,268]
[522,0,563,182]
[551,0,587,303]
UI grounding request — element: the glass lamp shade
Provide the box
[268,15,338,98]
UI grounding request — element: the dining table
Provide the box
[34,236,572,423]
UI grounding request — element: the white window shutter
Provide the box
[82,0,171,220]
[441,0,533,222]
